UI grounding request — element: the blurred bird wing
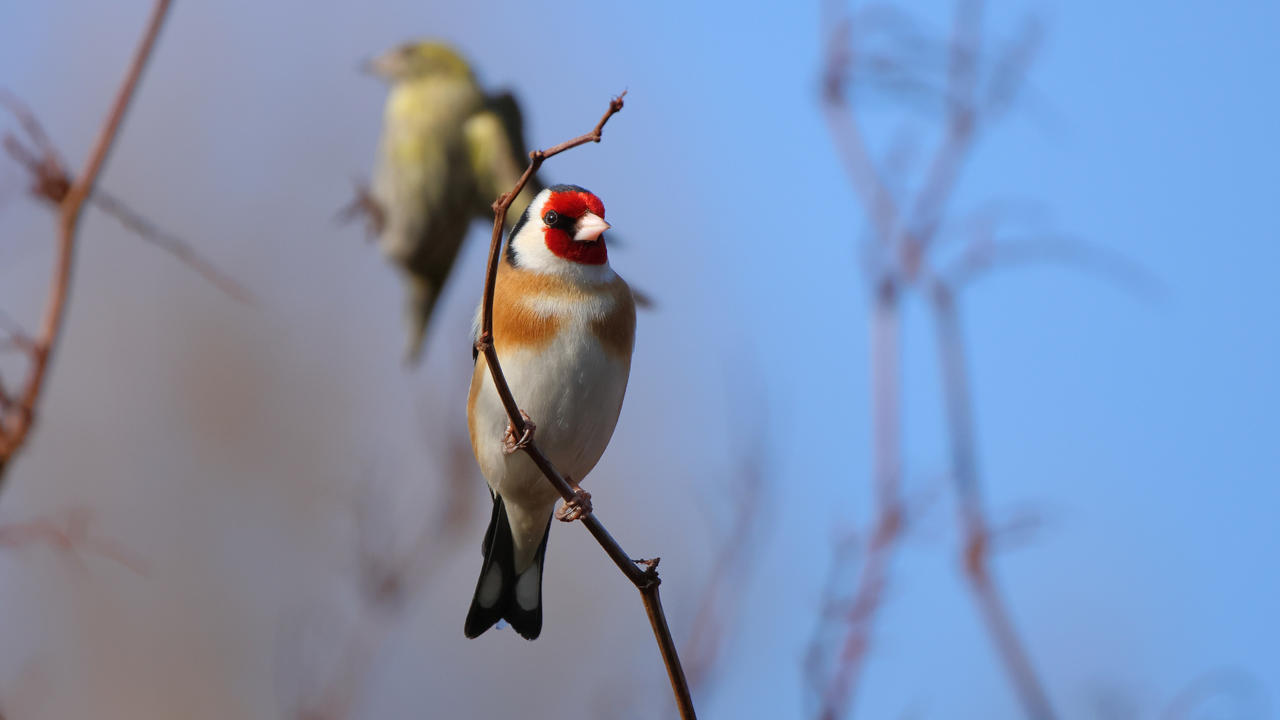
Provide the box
[465,92,543,225]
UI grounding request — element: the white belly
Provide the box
[469,323,630,551]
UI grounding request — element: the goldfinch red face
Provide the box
[507,185,613,278]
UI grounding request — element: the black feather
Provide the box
[505,206,530,268]
[464,495,553,640]
[547,183,591,194]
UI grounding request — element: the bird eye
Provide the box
[542,210,559,226]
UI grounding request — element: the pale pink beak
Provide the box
[574,212,610,242]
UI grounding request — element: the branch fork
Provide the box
[812,2,1060,719]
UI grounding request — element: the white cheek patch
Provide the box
[515,564,540,611]
[510,191,616,282]
[477,564,503,608]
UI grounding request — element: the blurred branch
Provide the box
[1,94,252,304]
[682,374,772,695]
[0,0,173,486]
[0,505,148,574]
[821,7,900,247]
[813,2,1060,718]
[90,189,255,303]
[473,91,697,720]
[901,0,982,263]
[1159,667,1269,720]
[929,281,1056,720]
[283,418,479,720]
[943,232,1161,300]
[812,277,905,720]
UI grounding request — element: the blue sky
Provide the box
[1,1,1277,718]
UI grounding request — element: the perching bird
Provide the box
[465,185,635,640]
[363,41,542,366]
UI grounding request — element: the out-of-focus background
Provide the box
[0,1,1277,718]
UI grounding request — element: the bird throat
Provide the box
[544,229,608,265]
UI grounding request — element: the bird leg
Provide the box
[335,180,385,240]
[555,476,593,522]
[502,410,535,455]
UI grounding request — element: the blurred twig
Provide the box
[0,0,173,487]
[1159,667,1269,720]
[281,418,479,720]
[472,91,697,720]
[813,1,1062,718]
[682,369,772,695]
[929,281,1055,720]
[90,189,254,303]
[1,92,253,305]
[0,505,148,574]
[813,279,906,720]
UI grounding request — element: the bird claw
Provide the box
[556,481,592,523]
[502,411,535,455]
[336,181,385,239]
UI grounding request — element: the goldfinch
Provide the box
[464,185,635,640]
[363,41,542,365]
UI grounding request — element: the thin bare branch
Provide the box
[472,92,696,720]
[929,282,1057,720]
[0,0,173,486]
[1159,667,1268,720]
[0,90,58,159]
[822,14,901,246]
[91,189,255,304]
[983,14,1045,119]
[814,2,1064,717]
[0,506,149,574]
[2,93,251,304]
[944,233,1162,300]
[815,504,903,720]
[902,0,984,262]
[811,277,906,720]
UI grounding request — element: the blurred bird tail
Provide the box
[402,276,439,367]
[464,495,551,640]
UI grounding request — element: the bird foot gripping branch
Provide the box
[554,480,592,523]
[501,410,535,455]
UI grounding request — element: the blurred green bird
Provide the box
[361,41,542,366]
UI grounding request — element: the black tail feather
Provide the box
[464,495,552,640]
